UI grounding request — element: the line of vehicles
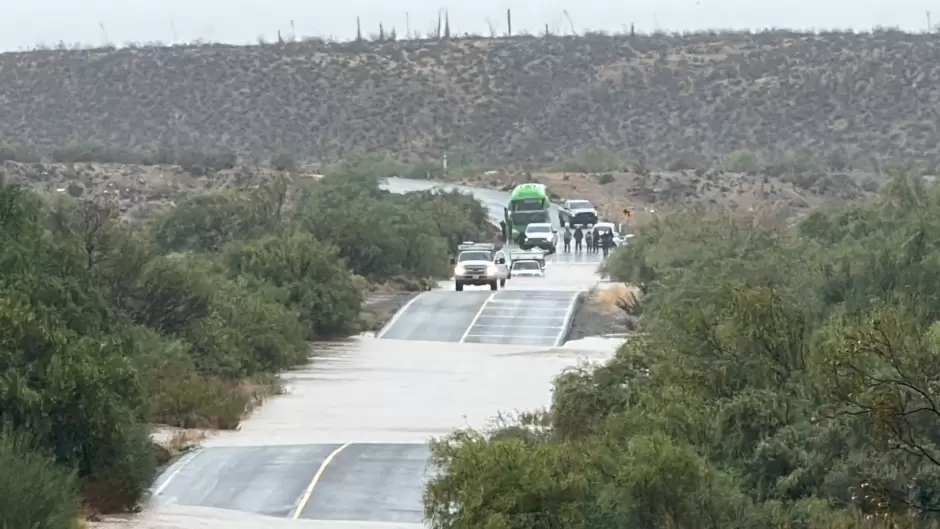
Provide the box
[502,183,629,251]
[450,182,632,292]
[450,242,545,291]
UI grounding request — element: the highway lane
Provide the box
[153,445,339,517]
[461,290,578,347]
[154,442,428,523]
[376,291,490,341]
[297,443,429,522]
[377,289,580,346]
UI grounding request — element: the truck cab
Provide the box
[452,242,510,292]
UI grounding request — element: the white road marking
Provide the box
[477,308,570,314]
[464,333,561,339]
[291,442,351,519]
[475,315,567,320]
[486,297,571,303]
[469,323,565,329]
[152,449,202,496]
[375,293,424,339]
[459,293,496,343]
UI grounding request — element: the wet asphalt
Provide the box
[111,179,615,529]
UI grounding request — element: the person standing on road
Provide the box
[601,230,615,258]
[573,227,584,252]
[593,228,602,253]
[563,227,572,252]
[585,229,593,254]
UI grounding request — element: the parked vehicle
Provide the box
[558,198,599,228]
[451,241,510,291]
[521,222,558,253]
[503,183,552,245]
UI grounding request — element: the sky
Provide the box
[3,0,936,51]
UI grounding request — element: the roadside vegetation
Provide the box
[0,166,490,526]
[423,173,940,529]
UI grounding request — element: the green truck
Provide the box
[503,183,552,245]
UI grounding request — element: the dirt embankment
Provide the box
[567,283,640,341]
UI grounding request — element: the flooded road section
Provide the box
[100,179,617,529]
[148,339,612,526]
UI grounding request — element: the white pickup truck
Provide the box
[451,242,510,291]
[558,199,599,228]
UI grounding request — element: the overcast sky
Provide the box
[3,0,935,51]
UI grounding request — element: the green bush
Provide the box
[424,173,940,529]
[0,154,490,514]
[221,233,362,339]
[0,428,82,529]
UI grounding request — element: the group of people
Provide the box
[562,226,616,256]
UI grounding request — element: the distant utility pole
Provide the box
[928,11,933,33]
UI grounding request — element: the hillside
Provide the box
[2,29,940,171]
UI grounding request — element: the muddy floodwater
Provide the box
[91,179,626,529]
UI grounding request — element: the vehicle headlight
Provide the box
[486,265,498,275]
[454,265,466,274]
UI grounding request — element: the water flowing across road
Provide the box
[93,178,618,529]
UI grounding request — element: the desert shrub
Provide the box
[724,149,763,174]
[0,142,40,163]
[425,174,940,529]
[151,190,276,253]
[270,149,298,171]
[559,147,623,173]
[221,233,362,339]
[295,170,490,280]
[0,150,490,514]
[0,428,82,529]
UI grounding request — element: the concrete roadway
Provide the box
[155,443,428,523]
[379,290,579,347]
[106,180,614,529]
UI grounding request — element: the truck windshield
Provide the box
[511,198,545,211]
[526,225,551,233]
[512,261,540,270]
[568,200,592,209]
[511,211,549,224]
[457,251,491,262]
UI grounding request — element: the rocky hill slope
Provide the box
[1,29,939,170]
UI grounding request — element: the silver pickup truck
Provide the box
[558,198,599,228]
[451,242,510,291]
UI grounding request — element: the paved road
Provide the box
[378,290,579,347]
[155,443,428,523]
[376,291,490,342]
[460,290,578,347]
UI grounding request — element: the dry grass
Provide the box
[595,283,643,315]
